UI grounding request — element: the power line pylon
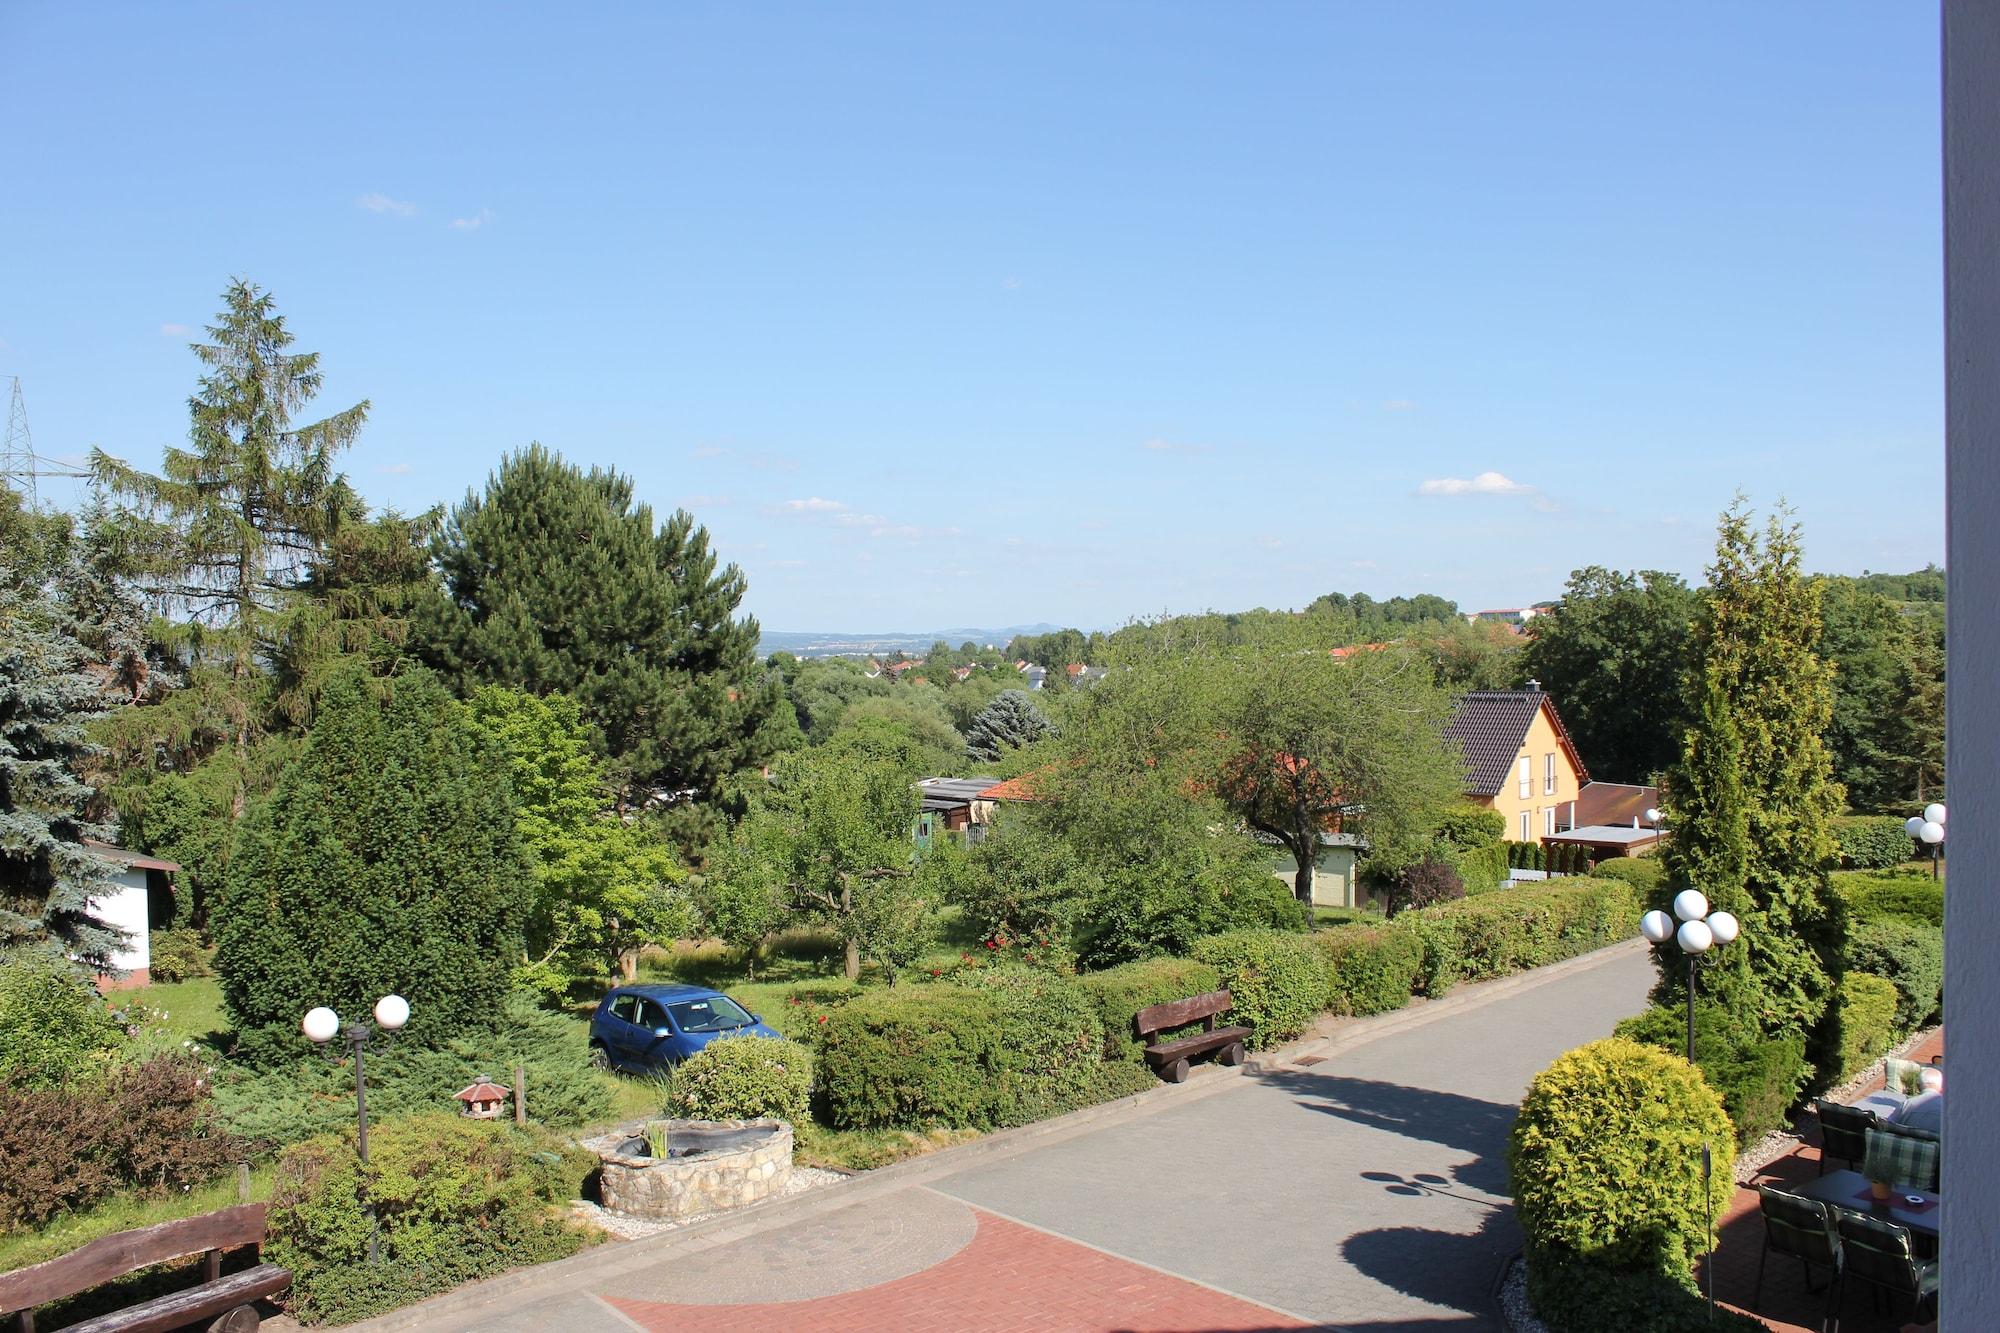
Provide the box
[2,376,89,508]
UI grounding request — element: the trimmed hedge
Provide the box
[945,967,1103,1124]
[1832,870,1943,929]
[1075,957,1224,1062]
[1835,972,1900,1080]
[1510,1038,1735,1289]
[1588,856,1666,891]
[1313,923,1422,1017]
[1831,815,1916,870]
[815,986,1005,1130]
[1444,841,1509,894]
[1526,1254,1766,1333]
[1614,1003,1808,1143]
[1844,919,1943,1034]
[664,1036,812,1125]
[1401,878,1640,995]
[1189,930,1325,1049]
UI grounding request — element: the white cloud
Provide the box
[1418,471,1535,497]
[450,209,495,230]
[159,322,193,337]
[1141,438,1211,457]
[691,445,728,459]
[1002,276,1023,290]
[376,462,414,475]
[1382,398,1418,411]
[357,192,417,217]
[782,497,847,513]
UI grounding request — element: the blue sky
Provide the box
[1,4,1942,631]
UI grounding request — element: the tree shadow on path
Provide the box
[1255,1069,1519,1196]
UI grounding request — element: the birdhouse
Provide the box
[455,1076,511,1120]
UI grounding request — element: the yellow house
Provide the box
[1445,685,1589,842]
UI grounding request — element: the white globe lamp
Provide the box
[1906,816,1926,838]
[1640,909,1675,944]
[1673,889,1710,923]
[303,1006,340,1044]
[373,994,411,1031]
[1924,802,1947,826]
[1677,919,1715,954]
[1707,911,1740,945]
[1920,821,1945,846]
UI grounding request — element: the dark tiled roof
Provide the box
[1444,690,1589,796]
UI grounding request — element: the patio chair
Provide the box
[1863,1123,1941,1194]
[1753,1186,1842,1331]
[1815,1099,1877,1175]
[1833,1211,1939,1326]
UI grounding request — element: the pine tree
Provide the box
[419,444,784,809]
[964,689,1052,761]
[0,547,125,969]
[214,668,528,1051]
[1659,502,1843,1042]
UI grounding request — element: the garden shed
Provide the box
[82,840,180,989]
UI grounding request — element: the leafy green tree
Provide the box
[1660,503,1843,1046]
[0,555,125,968]
[419,445,785,810]
[91,281,369,817]
[469,688,692,992]
[214,668,530,1052]
[833,688,966,774]
[1518,567,1699,783]
[1816,578,1945,811]
[775,656,892,742]
[691,844,789,976]
[964,689,1052,762]
[1209,635,1464,904]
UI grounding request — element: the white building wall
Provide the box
[89,867,148,973]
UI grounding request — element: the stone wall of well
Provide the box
[597,1118,793,1221]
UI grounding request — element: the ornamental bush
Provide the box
[1588,856,1667,892]
[146,928,214,984]
[1074,957,1224,1062]
[1527,1254,1766,1333]
[1831,870,1943,928]
[1313,923,1421,1016]
[665,1036,812,1125]
[1510,1039,1735,1287]
[1834,972,1900,1079]
[814,985,1007,1129]
[1831,815,1915,870]
[266,1114,592,1325]
[1844,919,1943,1034]
[0,951,122,1089]
[1189,930,1324,1049]
[946,966,1102,1123]
[1614,1003,1808,1143]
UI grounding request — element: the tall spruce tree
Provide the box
[964,689,1052,761]
[419,445,784,809]
[91,280,369,816]
[214,668,528,1051]
[1658,503,1843,1043]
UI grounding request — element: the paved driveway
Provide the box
[379,942,1656,1333]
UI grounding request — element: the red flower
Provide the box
[817,1014,828,1024]
[986,939,998,949]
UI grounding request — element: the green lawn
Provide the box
[0,1167,273,1273]
[121,977,230,1045]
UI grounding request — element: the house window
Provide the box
[1545,752,1556,795]
[1544,807,1556,837]
[1520,810,1531,841]
[1518,756,1532,800]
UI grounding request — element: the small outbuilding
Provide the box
[1544,824,1664,861]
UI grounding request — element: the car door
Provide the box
[632,998,681,1070]
[604,994,647,1070]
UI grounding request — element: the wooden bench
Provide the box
[1134,989,1251,1083]
[0,1205,290,1333]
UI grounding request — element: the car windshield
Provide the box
[666,995,755,1033]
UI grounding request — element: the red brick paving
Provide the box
[1700,1033,1944,1333]
[603,1206,1308,1332]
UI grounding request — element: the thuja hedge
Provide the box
[1834,973,1900,1080]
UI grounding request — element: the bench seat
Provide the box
[1134,989,1251,1082]
[60,1264,292,1333]
[1145,1024,1252,1064]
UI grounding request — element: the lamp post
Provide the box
[1904,803,1947,881]
[1640,891,1739,1319]
[304,994,410,1262]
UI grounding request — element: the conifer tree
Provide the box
[419,445,784,808]
[964,689,1052,761]
[214,668,528,1051]
[1659,502,1843,1042]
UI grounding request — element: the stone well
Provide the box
[594,1118,793,1221]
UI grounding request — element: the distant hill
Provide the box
[759,624,1067,658]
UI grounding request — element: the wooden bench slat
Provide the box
[57,1264,291,1333]
[1144,1025,1252,1063]
[1134,989,1233,1036]
[0,1206,268,1314]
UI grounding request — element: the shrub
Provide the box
[1401,878,1640,994]
[1510,1038,1734,1286]
[1075,957,1224,1062]
[1834,972,1900,1079]
[1831,815,1915,870]
[1189,930,1324,1049]
[1313,923,1421,1016]
[1385,857,1463,917]
[147,928,215,984]
[815,985,1007,1129]
[665,1036,813,1124]
[1589,855,1665,891]
[946,967,1103,1123]
[763,978,864,1044]
[1452,841,1510,893]
[1831,870,1942,928]
[0,952,122,1088]
[266,1114,592,1325]
[1844,919,1943,1033]
[1614,1003,1809,1143]
[1526,1253,1766,1333]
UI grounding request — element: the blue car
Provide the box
[587,983,781,1073]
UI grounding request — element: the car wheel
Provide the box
[589,1043,611,1071]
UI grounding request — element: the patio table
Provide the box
[1794,1168,1941,1240]
[1854,1089,1908,1119]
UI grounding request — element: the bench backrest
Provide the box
[1134,989,1233,1038]
[0,1205,267,1315]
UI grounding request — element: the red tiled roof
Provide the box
[456,1080,511,1103]
[1329,642,1395,659]
[979,772,1045,802]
